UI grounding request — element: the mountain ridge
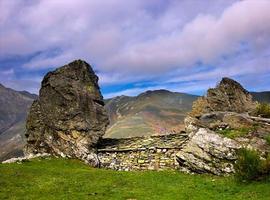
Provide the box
[0,83,37,161]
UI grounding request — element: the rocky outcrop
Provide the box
[190,77,256,117]
[178,115,270,174]
[176,128,239,175]
[177,78,270,175]
[187,111,270,132]
[24,60,109,166]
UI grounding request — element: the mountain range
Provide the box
[0,84,37,161]
[105,90,198,138]
[0,83,269,161]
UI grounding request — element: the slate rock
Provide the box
[24,60,109,166]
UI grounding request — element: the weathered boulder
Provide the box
[176,128,239,175]
[24,60,109,166]
[180,116,270,174]
[190,77,256,117]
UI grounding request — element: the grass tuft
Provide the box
[235,148,270,182]
[217,127,252,139]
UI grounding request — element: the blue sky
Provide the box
[0,0,270,98]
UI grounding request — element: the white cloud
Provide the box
[0,68,14,76]
[0,0,269,94]
[102,0,270,75]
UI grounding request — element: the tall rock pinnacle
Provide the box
[24,60,109,166]
[190,77,256,117]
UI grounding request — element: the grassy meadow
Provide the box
[0,158,269,200]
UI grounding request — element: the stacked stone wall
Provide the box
[97,133,188,171]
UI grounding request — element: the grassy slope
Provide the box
[105,90,198,138]
[0,158,269,200]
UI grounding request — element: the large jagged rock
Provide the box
[190,77,256,117]
[178,77,270,175]
[24,60,109,166]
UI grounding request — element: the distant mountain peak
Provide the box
[218,77,249,94]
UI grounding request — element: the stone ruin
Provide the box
[98,133,188,171]
[24,60,270,175]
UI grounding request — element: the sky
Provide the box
[0,0,270,98]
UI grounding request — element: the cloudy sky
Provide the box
[0,0,270,98]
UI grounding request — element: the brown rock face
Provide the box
[190,77,256,117]
[24,60,109,166]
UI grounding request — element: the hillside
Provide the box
[1,158,269,200]
[104,90,199,138]
[251,91,270,103]
[0,84,37,161]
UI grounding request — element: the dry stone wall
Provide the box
[97,133,188,171]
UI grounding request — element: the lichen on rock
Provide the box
[176,128,239,175]
[24,60,109,166]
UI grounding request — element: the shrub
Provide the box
[235,148,270,182]
[255,103,270,118]
[235,149,261,181]
[260,154,270,176]
[265,134,270,146]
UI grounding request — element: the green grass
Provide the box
[0,158,270,200]
[217,127,253,139]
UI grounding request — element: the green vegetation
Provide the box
[235,149,261,181]
[1,158,270,200]
[255,103,270,118]
[265,134,270,146]
[217,127,253,139]
[235,148,270,182]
